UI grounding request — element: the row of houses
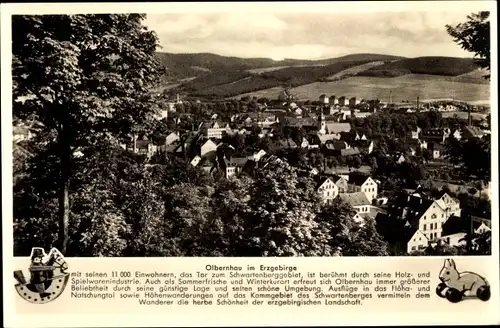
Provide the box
[375,189,491,254]
[411,126,486,143]
[315,173,380,224]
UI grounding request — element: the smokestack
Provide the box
[468,107,472,126]
[389,91,392,104]
[417,97,419,111]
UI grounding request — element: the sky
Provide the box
[144,8,490,60]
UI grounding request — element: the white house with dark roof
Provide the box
[221,157,249,178]
[440,216,491,247]
[347,175,378,204]
[339,192,371,214]
[386,193,460,242]
[316,177,339,203]
[200,121,230,139]
[200,139,218,157]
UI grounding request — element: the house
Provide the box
[434,191,461,218]
[339,108,352,119]
[421,128,449,143]
[406,138,427,150]
[200,121,230,139]
[452,129,462,140]
[221,157,249,178]
[130,139,158,158]
[165,132,180,146]
[349,97,359,108]
[394,153,405,163]
[201,159,217,175]
[440,216,491,247]
[330,174,349,193]
[317,133,340,145]
[461,126,485,139]
[411,127,422,139]
[338,96,347,106]
[385,193,459,242]
[269,138,298,152]
[190,155,202,167]
[258,127,274,138]
[324,123,351,136]
[319,94,329,104]
[300,137,310,149]
[316,177,339,203]
[338,192,371,214]
[155,109,169,120]
[340,147,360,157]
[352,140,374,154]
[330,96,338,105]
[200,139,218,157]
[247,149,267,162]
[428,143,445,159]
[375,213,429,254]
[325,140,350,152]
[347,175,378,204]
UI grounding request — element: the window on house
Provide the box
[412,246,416,251]
[423,224,426,231]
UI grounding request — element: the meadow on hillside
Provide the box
[236,74,490,103]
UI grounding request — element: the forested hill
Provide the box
[156,52,404,80]
[357,57,481,77]
[155,52,483,98]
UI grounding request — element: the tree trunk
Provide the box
[58,136,71,255]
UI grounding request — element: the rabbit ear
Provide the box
[444,259,450,267]
[449,259,456,269]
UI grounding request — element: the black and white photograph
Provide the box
[11,7,492,258]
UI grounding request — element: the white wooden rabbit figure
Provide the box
[436,259,490,303]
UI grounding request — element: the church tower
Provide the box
[318,108,326,134]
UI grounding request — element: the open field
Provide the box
[326,61,386,80]
[235,74,490,103]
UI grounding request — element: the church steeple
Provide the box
[318,107,326,134]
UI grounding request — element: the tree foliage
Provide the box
[12,14,163,253]
[446,12,490,78]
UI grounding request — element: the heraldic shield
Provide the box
[14,247,70,304]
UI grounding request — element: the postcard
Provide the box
[2,1,498,327]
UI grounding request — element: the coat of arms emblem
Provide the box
[14,247,70,304]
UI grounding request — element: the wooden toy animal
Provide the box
[436,259,490,303]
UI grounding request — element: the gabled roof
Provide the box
[318,134,339,144]
[462,126,484,138]
[315,176,335,189]
[375,213,426,244]
[325,140,348,150]
[386,193,435,226]
[340,147,360,156]
[339,192,370,207]
[330,174,347,184]
[441,216,470,236]
[325,122,351,134]
[228,157,249,167]
[348,174,370,186]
